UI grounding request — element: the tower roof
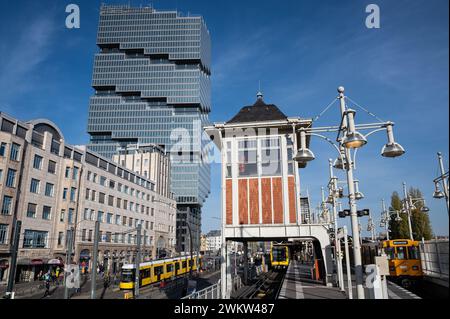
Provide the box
[226,93,288,124]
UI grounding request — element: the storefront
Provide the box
[47,258,64,277]
[79,249,90,274]
[16,258,49,282]
[0,259,9,282]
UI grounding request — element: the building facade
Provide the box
[199,234,207,252]
[205,230,221,252]
[0,112,176,282]
[86,4,211,254]
[206,93,335,296]
[112,144,171,199]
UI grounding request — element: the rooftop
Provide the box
[226,92,288,124]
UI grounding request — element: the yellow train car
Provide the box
[270,244,289,269]
[382,239,423,287]
[119,254,201,290]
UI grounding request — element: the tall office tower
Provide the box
[86,5,211,253]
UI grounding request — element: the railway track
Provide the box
[232,269,287,299]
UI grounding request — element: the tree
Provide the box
[388,188,433,240]
[389,192,409,239]
[409,188,433,240]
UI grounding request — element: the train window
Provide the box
[272,247,287,261]
[154,266,163,275]
[396,246,407,260]
[121,269,134,282]
[384,247,395,260]
[182,261,187,268]
[143,269,150,278]
[175,263,180,271]
[408,246,420,260]
[167,264,173,272]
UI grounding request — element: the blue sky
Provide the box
[0,0,448,236]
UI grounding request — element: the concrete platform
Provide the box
[278,260,346,299]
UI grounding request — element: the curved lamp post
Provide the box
[293,86,405,299]
[433,152,449,215]
[380,183,430,242]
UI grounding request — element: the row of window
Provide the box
[86,170,155,203]
[29,178,71,199]
[0,224,7,244]
[32,154,57,174]
[99,19,201,27]
[83,207,153,229]
[81,227,156,246]
[26,203,74,223]
[98,27,200,35]
[0,142,21,161]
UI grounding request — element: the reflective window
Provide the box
[396,246,407,260]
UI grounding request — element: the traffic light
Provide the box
[338,209,369,218]
[338,209,350,218]
[357,209,370,217]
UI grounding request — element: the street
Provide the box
[2,269,221,299]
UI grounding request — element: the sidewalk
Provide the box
[0,278,63,297]
[341,269,421,299]
[278,261,346,299]
[1,274,120,299]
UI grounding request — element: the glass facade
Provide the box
[87,5,211,211]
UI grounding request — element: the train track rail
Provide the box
[232,269,287,299]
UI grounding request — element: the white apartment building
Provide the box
[0,112,176,282]
[206,230,221,253]
[113,144,171,199]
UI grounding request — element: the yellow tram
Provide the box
[270,244,290,269]
[119,254,201,290]
[382,239,423,287]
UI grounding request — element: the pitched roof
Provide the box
[226,94,288,124]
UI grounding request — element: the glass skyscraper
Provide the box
[87,5,211,252]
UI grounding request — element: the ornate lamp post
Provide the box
[293,86,405,299]
[433,152,449,215]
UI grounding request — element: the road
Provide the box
[10,269,221,299]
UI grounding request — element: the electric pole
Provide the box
[5,220,21,299]
[134,223,142,299]
[90,221,100,299]
[64,227,74,299]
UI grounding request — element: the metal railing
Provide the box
[181,274,244,300]
[420,239,449,280]
[232,275,243,292]
[181,279,221,299]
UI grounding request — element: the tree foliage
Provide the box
[388,188,433,240]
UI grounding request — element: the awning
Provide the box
[79,249,90,258]
[31,259,45,265]
[0,259,9,269]
[17,258,31,265]
[47,258,64,265]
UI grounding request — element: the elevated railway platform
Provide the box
[278,260,346,299]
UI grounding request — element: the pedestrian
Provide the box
[103,272,110,289]
[43,277,50,298]
[55,267,60,285]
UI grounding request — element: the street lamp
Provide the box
[327,159,345,291]
[342,110,367,149]
[354,180,365,200]
[293,128,315,163]
[381,123,405,158]
[433,183,445,199]
[402,182,429,240]
[366,212,376,241]
[382,183,429,241]
[433,152,449,215]
[293,86,405,299]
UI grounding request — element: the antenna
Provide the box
[256,80,263,100]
